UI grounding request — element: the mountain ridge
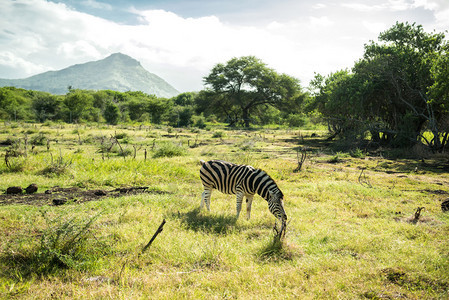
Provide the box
[0,53,179,98]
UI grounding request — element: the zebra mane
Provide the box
[255,168,284,198]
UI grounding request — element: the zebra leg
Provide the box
[201,189,212,212]
[246,195,254,220]
[235,187,244,218]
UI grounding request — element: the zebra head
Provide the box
[268,190,287,222]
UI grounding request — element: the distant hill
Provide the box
[0,53,179,98]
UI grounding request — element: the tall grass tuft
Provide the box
[41,151,72,177]
[1,210,103,278]
[152,141,187,158]
[36,211,102,272]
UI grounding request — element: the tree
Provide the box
[203,56,301,127]
[63,89,94,123]
[312,22,449,150]
[354,22,448,149]
[32,92,62,122]
[104,101,120,125]
[310,70,371,140]
[0,87,33,121]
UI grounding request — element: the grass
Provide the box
[0,122,448,299]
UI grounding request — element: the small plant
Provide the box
[328,152,345,163]
[350,148,365,158]
[4,154,26,172]
[30,133,47,146]
[152,142,187,158]
[118,147,133,157]
[41,151,73,177]
[239,140,255,151]
[212,131,225,138]
[36,210,102,273]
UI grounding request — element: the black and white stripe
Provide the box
[199,160,287,221]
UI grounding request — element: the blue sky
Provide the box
[1,0,448,92]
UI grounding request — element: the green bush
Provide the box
[41,153,72,177]
[30,133,47,146]
[350,148,365,158]
[37,212,101,270]
[286,114,307,128]
[193,115,207,129]
[153,142,187,158]
[212,131,225,138]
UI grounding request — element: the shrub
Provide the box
[30,133,47,146]
[114,132,129,140]
[153,142,187,158]
[193,115,207,129]
[37,212,101,271]
[350,148,365,158]
[286,114,307,128]
[212,131,225,138]
[41,153,72,177]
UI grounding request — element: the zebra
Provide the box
[199,160,287,224]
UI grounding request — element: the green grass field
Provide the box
[0,122,448,299]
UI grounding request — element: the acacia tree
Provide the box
[203,56,301,127]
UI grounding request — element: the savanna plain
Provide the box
[0,122,448,299]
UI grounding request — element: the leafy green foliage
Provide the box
[202,56,303,127]
[41,153,73,177]
[37,211,102,271]
[152,141,186,158]
[311,22,449,150]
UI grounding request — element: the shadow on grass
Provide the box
[257,236,303,262]
[173,208,238,235]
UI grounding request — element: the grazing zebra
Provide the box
[199,160,287,223]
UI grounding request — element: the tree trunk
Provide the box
[242,108,250,127]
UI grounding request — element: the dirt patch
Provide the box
[0,186,165,206]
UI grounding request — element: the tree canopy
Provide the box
[202,56,303,127]
[311,22,449,151]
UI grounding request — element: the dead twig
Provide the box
[411,207,425,224]
[111,134,125,160]
[119,219,167,281]
[141,219,166,254]
[293,148,307,172]
[358,168,372,188]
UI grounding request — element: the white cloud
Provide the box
[309,16,333,27]
[341,2,384,12]
[341,1,413,12]
[312,3,327,9]
[412,0,449,30]
[81,0,112,10]
[0,0,447,91]
[0,52,48,76]
[362,21,388,34]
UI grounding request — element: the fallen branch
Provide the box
[156,269,202,275]
[119,219,167,281]
[141,219,166,254]
[358,168,372,188]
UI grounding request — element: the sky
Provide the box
[1,0,448,92]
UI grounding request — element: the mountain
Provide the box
[0,53,179,98]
